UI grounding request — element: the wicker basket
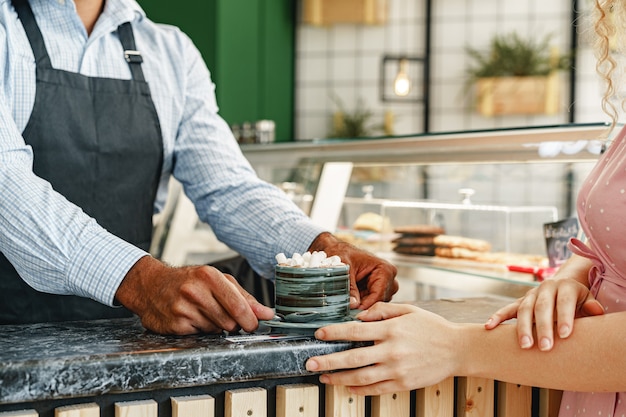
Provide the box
[475,74,559,116]
[302,0,387,25]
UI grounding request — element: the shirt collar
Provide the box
[88,0,145,40]
[100,0,145,28]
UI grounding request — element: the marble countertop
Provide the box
[0,297,510,405]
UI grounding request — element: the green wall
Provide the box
[137,0,295,142]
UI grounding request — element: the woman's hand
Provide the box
[305,302,459,396]
[485,278,603,351]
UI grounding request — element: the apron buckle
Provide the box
[124,50,143,64]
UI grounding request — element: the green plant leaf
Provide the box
[466,32,572,79]
[328,95,382,138]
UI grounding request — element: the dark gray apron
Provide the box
[0,0,163,324]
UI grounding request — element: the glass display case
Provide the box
[339,196,558,253]
[239,123,610,300]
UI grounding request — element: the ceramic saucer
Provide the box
[259,309,361,335]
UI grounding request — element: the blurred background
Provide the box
[139,0,608,142]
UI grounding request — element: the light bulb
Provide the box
[393,59,411,97]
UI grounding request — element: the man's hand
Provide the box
[308,232,398,309]
[115,256,275,335]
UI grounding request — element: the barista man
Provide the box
[0,0,398,334]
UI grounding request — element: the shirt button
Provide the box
[57,0,65,5]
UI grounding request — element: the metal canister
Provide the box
[255,120,275,144]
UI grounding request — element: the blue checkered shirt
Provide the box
[0,0,325,306]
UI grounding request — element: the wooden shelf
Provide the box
[302,0,387,25]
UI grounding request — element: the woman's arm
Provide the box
[306,302,626,396]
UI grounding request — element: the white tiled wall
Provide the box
[294,0,607,140]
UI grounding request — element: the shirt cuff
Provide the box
[66,227,148,307]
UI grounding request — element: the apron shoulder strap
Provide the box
[117,22,146,82]
[11,0,52,68]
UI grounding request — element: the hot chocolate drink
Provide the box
[274,251,350,323]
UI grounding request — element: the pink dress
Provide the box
[559,125,626,417]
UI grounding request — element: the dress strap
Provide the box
[568,237,605,295]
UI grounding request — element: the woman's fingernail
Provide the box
[485,318,493,326]
[350,297,358,306]
[306,359,319,371]
[539,337,552,351]
[520,335,532,349]
[559,324,570,338]
[319,375,329,384]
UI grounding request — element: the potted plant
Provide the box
[328,96,386,138]
[466,32,572,116]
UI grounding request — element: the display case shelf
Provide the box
[237,124,610,299]
[387,251,540,300]
[241,123,608,167]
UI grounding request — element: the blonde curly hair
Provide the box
[594,0,623,129]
